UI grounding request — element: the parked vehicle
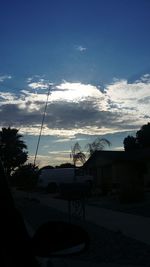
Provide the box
[38,167,93,188]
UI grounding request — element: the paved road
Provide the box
[13,190,150,267]
[26,191,150,245]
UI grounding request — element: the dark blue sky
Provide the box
[0,0,150,166]
[1,0,150,83]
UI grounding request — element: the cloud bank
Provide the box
[0,75,150,138]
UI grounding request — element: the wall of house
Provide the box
[111,164,123,194]
[112,164,122,184]
[116,162,144,203]
[90,164,112,195]
[84,161,113,194]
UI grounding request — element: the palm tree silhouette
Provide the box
[70,142,86,167]
[86,137,111,157]
[0,127,28,177]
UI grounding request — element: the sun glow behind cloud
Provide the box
[53,81,106,107]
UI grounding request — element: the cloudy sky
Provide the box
[0,0,150,166]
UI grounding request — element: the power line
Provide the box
[34,85,51,166]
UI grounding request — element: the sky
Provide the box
[0,0,150,167]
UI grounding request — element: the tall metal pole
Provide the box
[34,85,51,166]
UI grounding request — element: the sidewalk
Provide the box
[31,192,150,246]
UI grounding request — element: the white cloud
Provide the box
[20,90,49,111]
[135,73,150,83]
[76,45,87,52]
[105,78,150,122]
[27,77,33,83]
[56,82,100,98]
[0,92,16,102]
[52,81,107,109]
[0,75,12,82]
[28,82,49,90]
[48,150,70,155]
[53,138,73,143]
[27,75,46,83]
[0,90,46,111]
[18,125,134,138]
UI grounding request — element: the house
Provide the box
[83,149,150,202]
[83,150,124,189]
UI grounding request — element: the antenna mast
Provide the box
[34,85,51,166]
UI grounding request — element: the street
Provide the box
[13,191,150,267]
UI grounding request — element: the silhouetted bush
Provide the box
[55,163,74,168]
[11,164,39,191]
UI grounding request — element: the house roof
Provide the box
[83,149,150,168]
[83,150,124,167]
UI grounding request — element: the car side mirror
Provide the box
[31,221,89,257]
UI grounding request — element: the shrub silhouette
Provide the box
[12,164,39,190]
